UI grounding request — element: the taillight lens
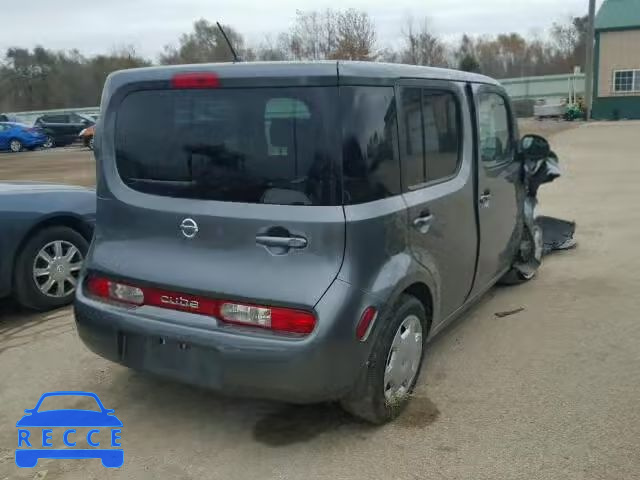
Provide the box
[220,302,316,335]
[85,275,315,335]
[171,72,220,89]
[86,276,144,305]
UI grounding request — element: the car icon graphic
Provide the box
[15,391,123,468]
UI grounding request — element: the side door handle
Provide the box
[412,214,434,234]
[255,235,308,249]
[479,191,492,208]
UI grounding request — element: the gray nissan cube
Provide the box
[75,61,545,423]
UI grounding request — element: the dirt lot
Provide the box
[1,121,639,479]
[0,147,95,187]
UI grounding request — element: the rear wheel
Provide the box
[43,136,54,148]
[9,138,22,152]
[14,226,89,311]
[88,136,95,150]
[341,294,428,424]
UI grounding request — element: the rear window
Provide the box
[115,87,340,205]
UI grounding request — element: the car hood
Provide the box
[16,410,123,427]
[0,182,93,195]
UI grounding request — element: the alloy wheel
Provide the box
[32,240,84,298]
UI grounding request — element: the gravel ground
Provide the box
[1,121,639,480]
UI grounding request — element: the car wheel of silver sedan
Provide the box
[14,226,89,311]
[32,240,84,298]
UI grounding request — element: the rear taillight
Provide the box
[86,277,144,305]
[219,302,316,335]
[171,72,220,89]
[85,275,315,335]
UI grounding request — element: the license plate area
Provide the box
[144,336,195,373]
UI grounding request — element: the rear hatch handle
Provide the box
[256,235,308,249]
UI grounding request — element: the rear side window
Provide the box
[44,115,68,123]
[115,87,340,205]
[400,87,461,190]
[340,86,400,204]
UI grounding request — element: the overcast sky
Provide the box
[2,0,604,59]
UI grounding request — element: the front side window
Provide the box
[115,87,340,205]
[477,92,513,164]
[400,87,461,190]
[614,70,640,93]
[341,86,400,204]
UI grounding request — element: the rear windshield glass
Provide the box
[115,87,340,205]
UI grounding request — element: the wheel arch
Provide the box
[375,269,440,340]
[402,282,434,332]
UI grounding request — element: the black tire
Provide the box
[88,136,94,150]
[14,226,89,311]
[340,294,429,424]
[9,138,22,153]
[43,136,54,149]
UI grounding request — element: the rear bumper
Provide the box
[74,279,376,403]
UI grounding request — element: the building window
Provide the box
[613,70,640,93]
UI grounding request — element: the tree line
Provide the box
[0,9,587,112]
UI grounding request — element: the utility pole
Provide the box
[584,0,597,120]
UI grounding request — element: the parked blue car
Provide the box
[16,391,123,468]
[0,122,47,152]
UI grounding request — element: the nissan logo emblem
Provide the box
[180,218,199,239]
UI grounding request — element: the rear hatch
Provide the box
[91,67,344,311]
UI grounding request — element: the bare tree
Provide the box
[159,19,247,64]
[331,9,377,60]
[289,9,338,60]
[255,34,293,61]
[400,18,448,67]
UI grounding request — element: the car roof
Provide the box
[104,60,500,93]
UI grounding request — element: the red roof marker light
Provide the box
[171,72,220,89]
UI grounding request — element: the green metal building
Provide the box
[592,0,640,119]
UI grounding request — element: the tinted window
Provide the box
[422,91,460,181]
[341,86,400,204]
[400,88,460,190]
[400,88,425,189]
[477,92,512,163]
[115,88,340,205]
[43,115,68,123]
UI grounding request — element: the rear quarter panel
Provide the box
[338,196,441,341]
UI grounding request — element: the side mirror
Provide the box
[520,134,550,159]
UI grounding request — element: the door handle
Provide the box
[412,214,434,234]
[255,235,308,249]
[479,191,492,208]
